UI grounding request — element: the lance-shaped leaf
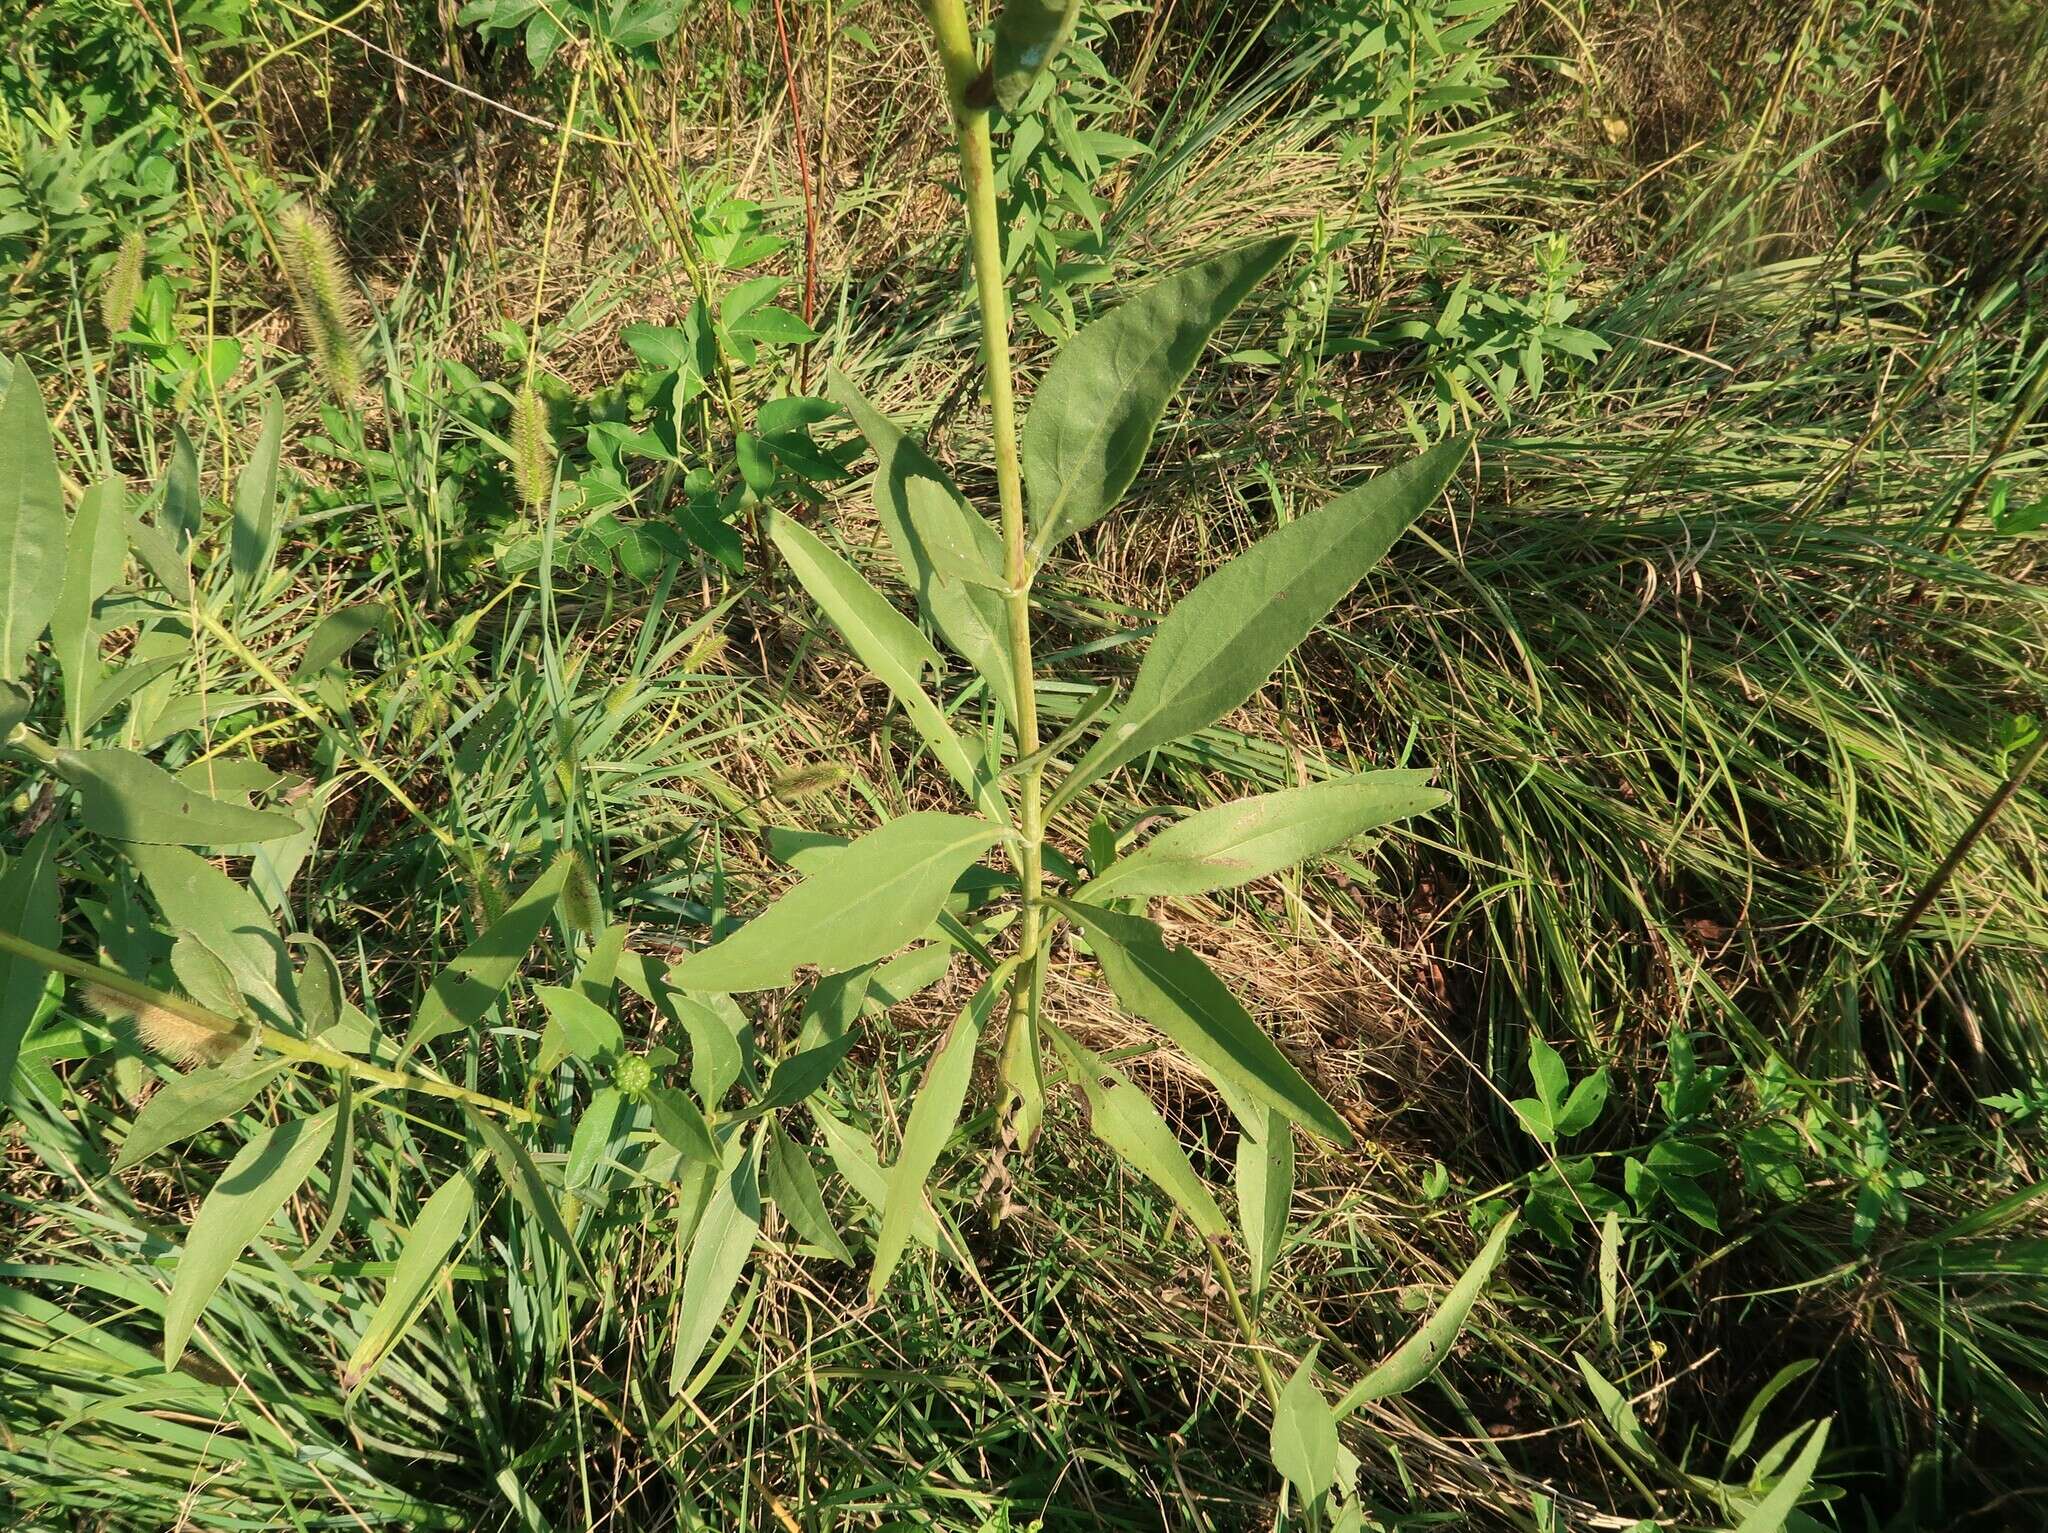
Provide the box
[811,1101,941,1253]
[115,1059,285,1172]
[1271,1349,1339,1506]
[58,749,302,845]
[827,371,1018,719]
[766,1119,853,1263]
[1023,237,1297,558]
[669,813,1000,994]
[164,1107,338,1366]
[403,854,570,1052]
[870,983,993,1299]
[1056,436,1468,810]
[1088,770,1447,900]
[1048,1023,1227,1238]
[1055,898,1350,1145]
[533,983,624,1073]
[471,1107,586,1275]
[230,390,284,597]
[991,0,1083,111]
[671,1129,763,1388]
[1335,1210,1517,1417]
[767,511,991,803]
[0,359,66,680]
[163,423,201,548]
[0,827,61,1107]
[342,1165,476,1390]
[295,602,387,677]
[52,481,129,742]
[1236,1105,1293,1304]
[127,843,295,1023]
[1733,1417,1831,1533]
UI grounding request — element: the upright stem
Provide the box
[923,0,1045,1131]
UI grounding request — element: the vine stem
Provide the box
[921,0,1048,1137]
[0,927,542,1125]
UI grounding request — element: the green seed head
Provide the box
[769,762,850,801]
[560,851,602,937]
[276,201,363,399]
[510,385,555,512]
[614,1054,653,1100]
[101,232,145,338]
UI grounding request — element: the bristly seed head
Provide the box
[82,982,246,1068]
[509,385,555,512]
[769,763,850,801]
[276,200,363,400]
[559,851,602,937]
[101,231,146,338]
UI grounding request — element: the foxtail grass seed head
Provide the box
[682,629,728,674]
[510,385,555,512]
[560,852,602,937]
[82,982,246,1068]
[769,762,850,801]
[276,201,363,399]
[101,231,145,337]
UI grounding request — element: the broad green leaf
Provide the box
[471,1107,586,1275]
[126,513,190,601]
[1271,1349,1339,1505]
[1236,1105,1293,1303]
[617,952,742,1105]
[534,983,624,1072]
[52,481,129,742]
[231,390,284,596]
[826,370,1018,719]
[0,827,61,1107]
[766,1120,853,1263]
[991,0,1083,112]
[58,748,301,845]
[163,1107,337,1366]
[126,843,294,1023]
[1732,1418,1831,1533]
[649,1085,716,1164]
[79,653,180,733]
[671,1129,763,1389]
[1336,1209,1517,1416]
[1554,1068,1609,1137]
[1022,238,1296,557]
[811,1101,940,1252]
[766,512,992,803]
[870,983,992,1299]
[0,679,28,738]
[1055,898,1350,1144]
[163,424,201,548]
[1087,770,1447,899]
[0,360,67,680]
[1056,437,1467,810]
[1048,1023,1227,1237]
[289,935,344,1038]
[341,1165,476,1390]
[404,855,570,1052]
[669,813,999,993]
[295,603,387,676]
[171,934,246,1018]
[1527,1032,1568,1115]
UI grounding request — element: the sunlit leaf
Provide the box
[58,749,301,845]
[230,390,284,598]
[671,1128,763,1389]
[341,1165,476,1390]
[0,359,66,680]
[1336,1210,1517,1416]
[404,855,570,1052]
[52,481,129,741]
[991,0,1083,111]
[0,827,61,1108]
[1271,1349,1339,1505]
[1048,1022,1227,1237]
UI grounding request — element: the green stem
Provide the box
[0,927,542,1125]
[922,0,1047,1135]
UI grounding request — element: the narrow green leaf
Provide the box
[295,602,387,677]
[669,813,999,994]
[566,1086,628,1193]
[671,1129,763,1389]
[404,855,570,1052]
[1336,1209,1517,1416]
[754,965,872,1115]
[471,1107,586,1275]
[1733,1418,1831,1533]
[0,679,28,738]
[289,935,345,1038]
[231,390,284,596]
[341,1166,476,1390]
[1236,1105,1293,1303]
[1056,436,1467,810]
[766,1120,853,1263]
[163,423,201,548]
[826,370,1018,718]
[1271,1349,1339,1505]
[1048,1023,1227,1237]
[1088,770,1447,899]
[870,984,992,1299]
[58,748,301,845]
[1056,898,1350,1144]
[1023,238,1296,557]
[811,1101,940,1252]
[617,952,742,1105]
[766,511,992,802]
[991,0,1083,112]
[230,394,285,580]
[0,359,67,679]
[0,827,61,1107]
[163,1107,337,1366]
[52,481,129,741]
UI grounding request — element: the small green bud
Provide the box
[614,1054,653,1100]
